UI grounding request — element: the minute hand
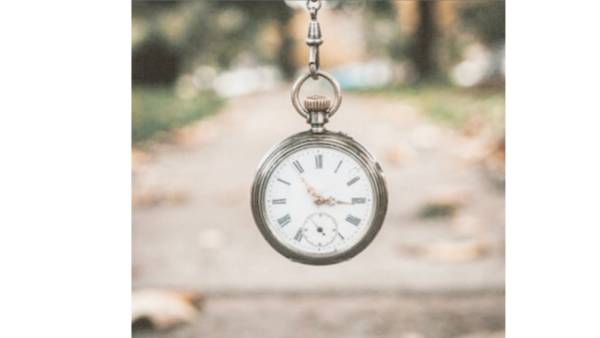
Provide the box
[322,196,352,206]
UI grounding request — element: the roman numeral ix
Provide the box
[272,199,287,205]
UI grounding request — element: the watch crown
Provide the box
[304,95,331,112]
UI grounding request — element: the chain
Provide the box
[306,0,323,80]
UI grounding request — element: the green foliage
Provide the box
[132,89,225,145]
[458,1,506,46]
[133,1,295,77]
[357,85,505,130]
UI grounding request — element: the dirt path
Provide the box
[132,87,504,336]
[134,294,504,338]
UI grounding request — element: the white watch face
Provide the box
[263,146,376,256]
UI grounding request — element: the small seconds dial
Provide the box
[265,146,375,255]
[302,213,338,247]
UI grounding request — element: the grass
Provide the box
[357,85,505,130]
[132,88,225,145]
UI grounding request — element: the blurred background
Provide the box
[132,1,505,338]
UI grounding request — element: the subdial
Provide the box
[302,213,338,247]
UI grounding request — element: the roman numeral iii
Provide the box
[346,214,361,226]
[278,214,292,227]
[352,198,366,204]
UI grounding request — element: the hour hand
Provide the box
[300,176,323,200]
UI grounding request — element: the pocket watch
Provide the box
[251,0,388,265]
[251,72,388,265]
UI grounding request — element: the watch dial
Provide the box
[264,146,376,255]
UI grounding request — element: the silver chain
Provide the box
[306,0,323,80]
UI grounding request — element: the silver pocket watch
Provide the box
[250,1,388,265]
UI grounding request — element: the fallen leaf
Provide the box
[131,149,150,172]
[132,289,202,331]
[132,189,191,208]
[418,187,471,219]
[384,143,416,166]
[406,237,491,262]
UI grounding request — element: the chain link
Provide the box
[305,0,323,79]
[292,0,343,119]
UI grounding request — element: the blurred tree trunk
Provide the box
[411,1,438,82]
[275,8,296,81]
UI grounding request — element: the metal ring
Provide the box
[309,64,318,79]
[306,0,322,11]
[291,70,343,118]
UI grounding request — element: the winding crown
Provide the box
[304,95,331,112]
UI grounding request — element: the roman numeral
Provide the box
[294,228,304,242]
[347,177,361,186]
[277,178,290,186]
[352,198,366,204]
[278,214,292,227]
[293,160,304,173]
[315,154,323,169]
[346,214,361,226]
[334,161,343,173]
[272,199,286,205]
[338,232,345,240]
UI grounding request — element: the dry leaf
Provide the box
[132,189,191,208]
[132,289,202,330]
[384,143,416,166]
[407,238,491,262]
[172,119,219,147]
[132,149,150,172]
[418,187,471,218]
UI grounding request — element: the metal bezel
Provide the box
[251,130,388,265]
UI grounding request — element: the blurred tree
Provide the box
[364,1,407,61]
[409,1,439,83]
[458,1,505,47]
[132,34,181,86]
[132,1,180,16]
[132,1,183,86]
[208,1,295,79]
[132,1,296,83]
